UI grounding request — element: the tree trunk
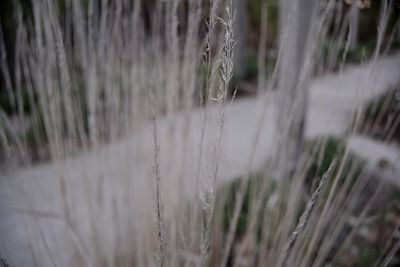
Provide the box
[233,0,247,79]
[349,1,359,50]
[275,0,316,179]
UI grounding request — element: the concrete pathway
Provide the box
[0,52,399,266]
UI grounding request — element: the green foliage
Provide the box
[241,54,276,82]
[221,175,254,237]
[321,39,375,68]
[364,88,400,122]
[0,90,32,116]
[248,0,279,46]
[362,87,400,141]
[347,42,375,62]
[219,173,276,239]
[0,92,14,115]
[243,55,259,81]
[356,246,379,267]
[306,136,346,178]
[305,136,365,187]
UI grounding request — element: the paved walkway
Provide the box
[1,52,399,266]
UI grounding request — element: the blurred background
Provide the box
[0,0,400,266]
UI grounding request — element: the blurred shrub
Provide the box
[248,0,278,47]
[362,87,400,141]
[305,136,365,189]
[364,88,400,123]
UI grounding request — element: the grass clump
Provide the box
[305,136,365,188]
[360,87,400,142]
